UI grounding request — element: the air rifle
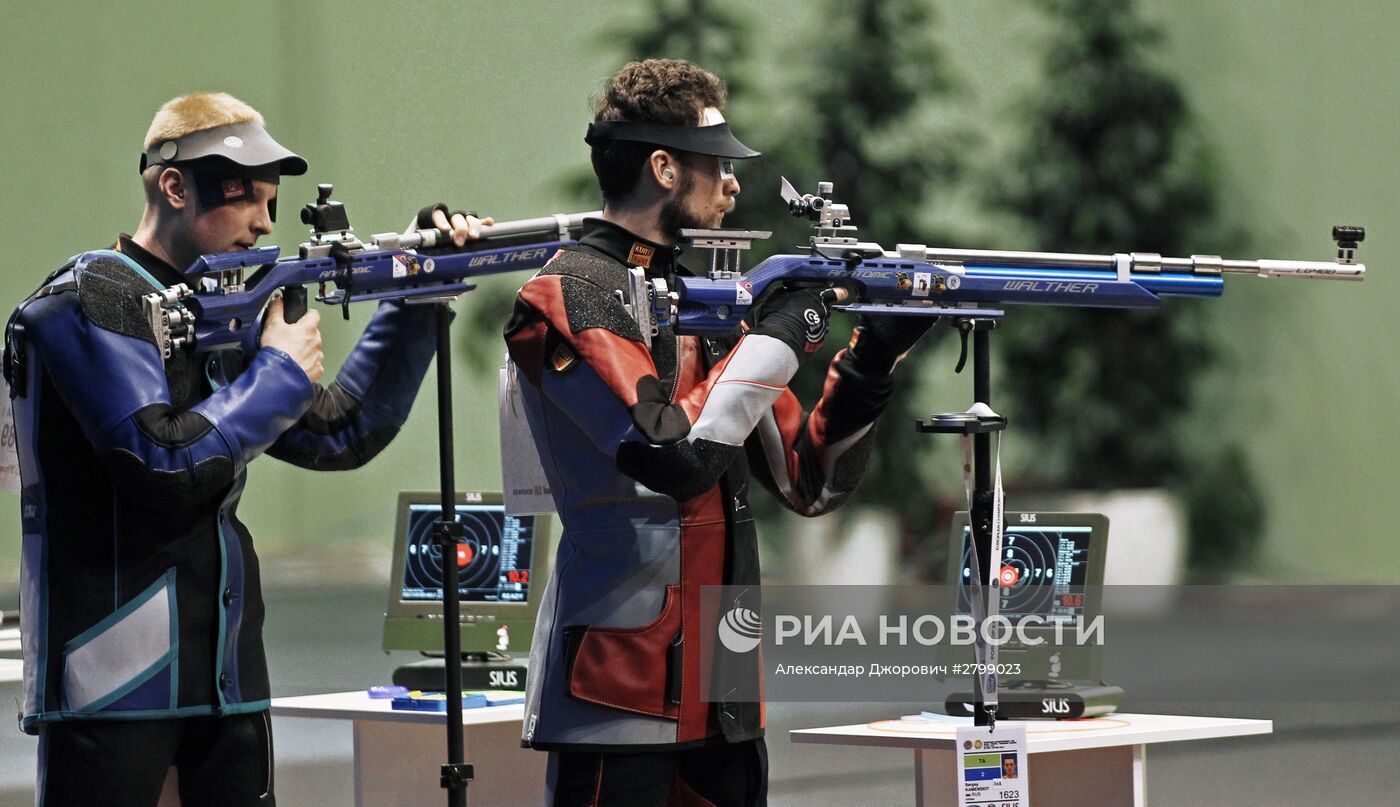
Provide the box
[142,183,598,358]
[644,178,1365,345]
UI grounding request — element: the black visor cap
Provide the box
[585,120,760,159]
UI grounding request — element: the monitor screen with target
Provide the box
[400,502,536,604]
[945,511,1109,681]
[951,512,1108,625]
[382,491,553,657]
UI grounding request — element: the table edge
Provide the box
[789,714,1274,753]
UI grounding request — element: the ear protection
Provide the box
[662,169,675,180]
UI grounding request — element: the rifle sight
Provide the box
[301,183,351,235]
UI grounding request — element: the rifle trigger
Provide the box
[954,321,972,373]
[329,240,355,320]
[339,266,352,320]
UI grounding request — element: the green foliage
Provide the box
[791,0,964,241]
[766,0,973,528]
[453,278,527,376]
[615,0,753,93]
[988,0,1264,574]
[1181,444,1266,580]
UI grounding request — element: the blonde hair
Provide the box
[143,91,264,148]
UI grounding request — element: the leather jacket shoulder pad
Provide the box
[73,251,160,345]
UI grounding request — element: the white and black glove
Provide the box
[749,286,839,358]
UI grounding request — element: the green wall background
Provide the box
[1136,0,1400,581]
[1,0,1394,585]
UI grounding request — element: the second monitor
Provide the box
[383,491,553,671]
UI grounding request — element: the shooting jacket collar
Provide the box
[116,235,184,288]
[579,218,687,278]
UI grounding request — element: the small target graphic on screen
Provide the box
[404,507,506,594]
[960,527,1089,618]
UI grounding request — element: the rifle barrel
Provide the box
[478,211,598,240]
[914,247,1364,281]
[376,211,598,251]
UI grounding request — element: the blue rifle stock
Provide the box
[142,183,598,358]
[645,178,1365,339]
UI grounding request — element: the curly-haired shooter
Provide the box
[503,59,936,806]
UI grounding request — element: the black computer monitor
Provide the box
[946,511,1109,681]
[382,491,553,658]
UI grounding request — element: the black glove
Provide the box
[749,286,836,358]
[415,203,448,230]
[846,313,939,374]
[415,203,478,230]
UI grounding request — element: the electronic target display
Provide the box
[956,521,1096,622]
[400,504,536,604]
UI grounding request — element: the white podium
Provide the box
[270,691,546,807]
[791,712,1272,807]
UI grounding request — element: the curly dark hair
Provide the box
[590,59,728,202]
